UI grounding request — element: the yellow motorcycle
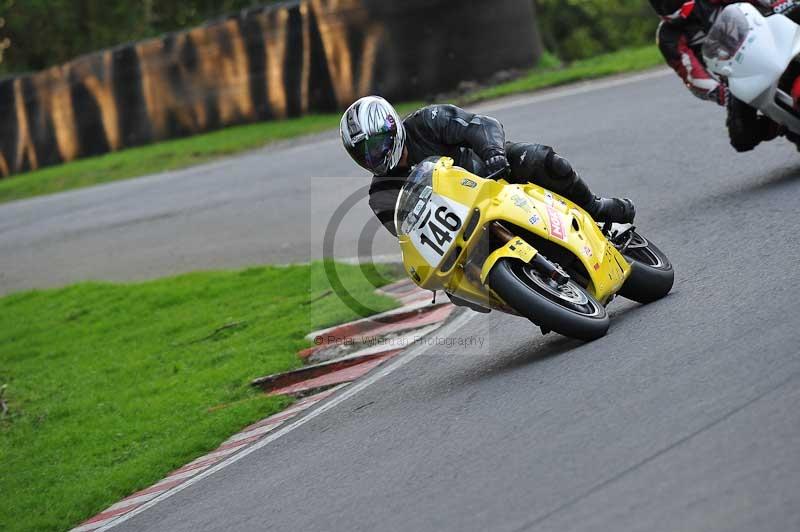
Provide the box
[395,157,674,341]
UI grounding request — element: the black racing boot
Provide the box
[555,167,636,224]
[585,196,636,224]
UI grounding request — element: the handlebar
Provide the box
[485,167,509,180]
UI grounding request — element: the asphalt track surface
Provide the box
[5,70,800,531]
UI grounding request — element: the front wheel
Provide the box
[616,230,674,304]
[487,258,610,341]
[727,98,756,152]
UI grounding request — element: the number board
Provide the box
[407,192,470,267]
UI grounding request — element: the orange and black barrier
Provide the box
[0,0,540,177]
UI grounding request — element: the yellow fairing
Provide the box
[397,157,631,308]
[479,238,536,284]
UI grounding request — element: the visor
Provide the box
[351,130,395,175]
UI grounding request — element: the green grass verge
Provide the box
[0,46,663,205]
[459,46,663,104]
[0,101,421,206]
[0,113,340,204]
[0,261,400,532]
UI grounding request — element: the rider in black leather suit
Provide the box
[344,101,635,236]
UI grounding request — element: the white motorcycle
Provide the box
[703,2,800,145]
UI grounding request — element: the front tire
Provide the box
[727,97,759,153]
[616,231,674,304]
[487,258,610,341]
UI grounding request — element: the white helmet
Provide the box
[340,96,406,175]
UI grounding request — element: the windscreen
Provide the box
[702,8,750,62]
[394,157,441,237]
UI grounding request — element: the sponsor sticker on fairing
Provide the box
[546,206,567,241]
[511,194,532,214]
[528,214,540,226]
[774,0,796,15]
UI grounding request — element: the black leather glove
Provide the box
[484,154,510,179]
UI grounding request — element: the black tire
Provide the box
[727,97,760,153]
[487,258,610,341]
[617,231,674,304]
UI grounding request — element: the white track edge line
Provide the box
[95,310,476,531]
[473,68,672,114]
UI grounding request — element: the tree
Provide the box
[534,0,657,61]
[0,0,275,75]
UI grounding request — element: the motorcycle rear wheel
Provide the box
[487,258,610,341]
[617,231,674,304]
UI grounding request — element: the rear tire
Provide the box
[487,258,610,341]
[617,232,674,304]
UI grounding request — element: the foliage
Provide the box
[0,0,279,74]
[0,1,663,74]
[535,0,658,61]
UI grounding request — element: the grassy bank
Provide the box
[0,112,343,204]
[460,46,663,104]
[0,46,663,205]
[0,262,399,532]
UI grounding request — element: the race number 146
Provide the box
[418,206,462,256]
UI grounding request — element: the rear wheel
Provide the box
[615,230,674,304]
[487,258,610,341]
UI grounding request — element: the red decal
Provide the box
[792,76,800,109]
[593,263,601,271]
[661,0,695,21]
[546,206,566,241]
[679,0,695,19]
